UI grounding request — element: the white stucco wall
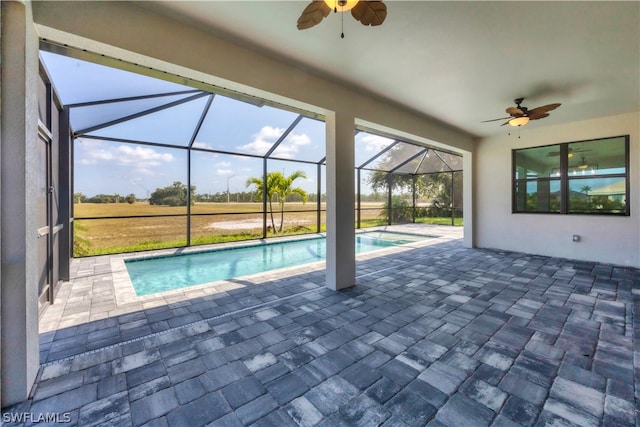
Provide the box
[1,1,41,407]
[475,111,640,268]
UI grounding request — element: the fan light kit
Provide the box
[508,116,530,127]
[574,155,597,175]
[324,0,358,12]
[297,0,387,38]
[483,98,561,128]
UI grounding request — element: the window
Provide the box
[513,136,629,215]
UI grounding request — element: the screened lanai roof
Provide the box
[41,49,462,173]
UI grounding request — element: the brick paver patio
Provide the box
[2,225,638,426]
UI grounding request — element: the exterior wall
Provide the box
[475,111,640,268]
[0,1,41,407]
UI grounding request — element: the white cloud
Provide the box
[361,134,394,152]
[275,133,311,159]
[287,133,311,147]
[272,133,311,159]
[115,145,174,168]
[237,126,284,155]
[258,126,284,139]
[79,148,113,165]
[76,142,174,175]
[237,126,312,159]
[76,139,113,165]
[214,162,234,177]
[192,141,213,150]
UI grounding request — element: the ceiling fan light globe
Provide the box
[509,116,530,127]
[324,0,359,12]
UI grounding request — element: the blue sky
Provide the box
[42,51,396,198]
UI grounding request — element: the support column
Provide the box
[463,151,474,248]
[325,111,355,291]
[1,1,41,407]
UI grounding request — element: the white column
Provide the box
[1,0,41,407]
[325,111,355,290]
[462,151,474,248]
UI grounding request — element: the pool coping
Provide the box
[110,225,446,307]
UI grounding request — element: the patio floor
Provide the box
[3,225,639,426]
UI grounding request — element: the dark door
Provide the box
[37,123,53,306]
[37,58,70,308]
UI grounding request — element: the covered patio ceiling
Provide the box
[136,1,640,138]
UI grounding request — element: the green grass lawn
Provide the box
[73,202,461,256]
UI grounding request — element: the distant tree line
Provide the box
[194,191,260,203]
[360,192,386,202]
[194,191,326,204]
[74,193,136,204]
[74,181,387,207]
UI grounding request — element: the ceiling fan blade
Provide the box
[506,107,524,116]
[481,117,511,123]
[527,103,561,116]
[529,112,550,120]
[297,1,331,30]
[500,120,512,126]
[351,1,387,26]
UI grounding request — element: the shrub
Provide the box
[380,196,413,223]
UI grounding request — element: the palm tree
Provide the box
[246,170,307,233]
[580,184,593,209]
[246,173,279,232]
[274,170,307,232]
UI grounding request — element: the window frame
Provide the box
[512,135,630,216]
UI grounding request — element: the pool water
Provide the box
[126,231,431,296]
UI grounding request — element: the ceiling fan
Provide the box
[483,98,561,127]
[547,147,592,157]
[297,0,387,37]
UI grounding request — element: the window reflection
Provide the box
[568,178,627,214]
[567,137,627,176]
[514,145,559,179]
[513,136,628,215]
[515,180,561,213]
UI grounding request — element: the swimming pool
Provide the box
[125,231,432,296]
